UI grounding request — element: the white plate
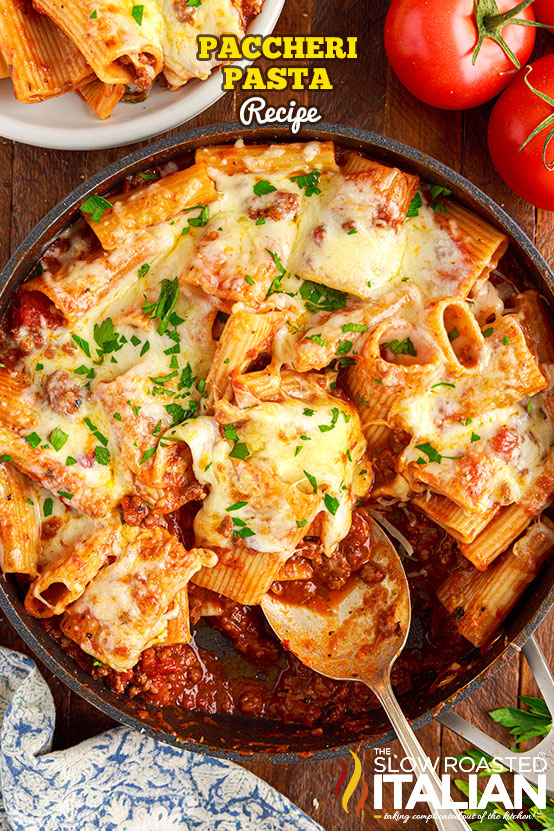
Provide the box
[0,0,285,151]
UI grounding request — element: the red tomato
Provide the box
[533,0,554,27]
[488,54,554,209]
[384,0,536,110]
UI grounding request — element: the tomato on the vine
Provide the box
[533,0,554,28]
[488,54,554,209]
[384,0,537,110]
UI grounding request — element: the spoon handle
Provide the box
[371,676,472,831]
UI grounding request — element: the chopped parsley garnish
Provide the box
[223,424,239,441]
[26,499,34,506]
[25,432,41,449]
[447,327,459,342]
[138,263,150,279]
[336,339,352,355]
[347,228,358,235]
[482,327,494,338]
[471,433,480,443]
[57,491,73,500]
[65,456,77,466]
[503,335,510,346]
[290,171,321,197]
[84,417,108,446]
[245,274,255,286]
[71,334,91,357]
[113,412,122,422]
[356,393,369,408]
[35,363,44,371]
[319,407,340,433]
[415,442,464,464]
[94,317,126,358]
[132,4,144,25]
[43,498,53,517]
[299,280,347,313]
[150,370,178,386]
[74,365,89,375]
[229,442,250,460]
[80,194,112,223]
[381,337,417,356]
[323,493,339,515]
[341,323,367,334]
[186,0,201,7]
[306,333,328,347]
[265,248,286,275]
[528,398,533,414]
[92,660,103,667]
[0,454,12,463]
[138,172,158,182]
[184,204,209,227]
[94,446,111,465]
[90,9,98,18]
[142,277,179,335]
[294,446,302,456]
[164,401,198,426]
[303,408,314,416]
[303,470,317,493]
[429,185,451,215]
[196,378,207,398]
[232,519,255,539]
[374,378,382,385]
[139,447,156,465]
[226,501,248,512]
[255,217,265,226]
[140,341,150,357]
[130,335,141,347]
[431,382,455,389]
[462,417,472,426]
[253,180,277,196]
[50,427,68,452]
[406,192,422,218]
[296,519,308,527]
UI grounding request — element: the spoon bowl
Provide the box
[262,520,410,683]
[261,518,471,831]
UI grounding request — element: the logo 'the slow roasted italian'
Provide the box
[334,751,369,817]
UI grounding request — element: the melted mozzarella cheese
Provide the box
[157,0,243,87]
[176,393,368,554]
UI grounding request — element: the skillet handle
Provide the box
[371,675,472,831]
[438,634,554,796]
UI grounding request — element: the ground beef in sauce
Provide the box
[43,369,87,416]
[44,502,474,728]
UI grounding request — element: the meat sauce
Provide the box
[44,502,474,728]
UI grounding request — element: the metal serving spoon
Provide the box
[261,519,471,831]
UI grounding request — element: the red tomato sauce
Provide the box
[44,503,474,728]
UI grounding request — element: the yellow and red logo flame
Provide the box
[334,750,369,817]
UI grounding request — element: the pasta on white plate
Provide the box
[1,139,553,701]
[0,0,265,119]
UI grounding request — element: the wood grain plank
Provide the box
[0,140,14,269]
[11,145,87,249]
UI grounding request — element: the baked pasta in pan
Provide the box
[1,140,553,723]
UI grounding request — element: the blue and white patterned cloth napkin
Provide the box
[0,646,323,831]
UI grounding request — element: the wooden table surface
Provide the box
[1,1,554,828]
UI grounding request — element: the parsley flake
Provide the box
[290,171,321,197]
[381,337,417,356]
[50,427,68,452]
[253,180,277,196]
[229,442,250,460]
[80,194,112,223]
